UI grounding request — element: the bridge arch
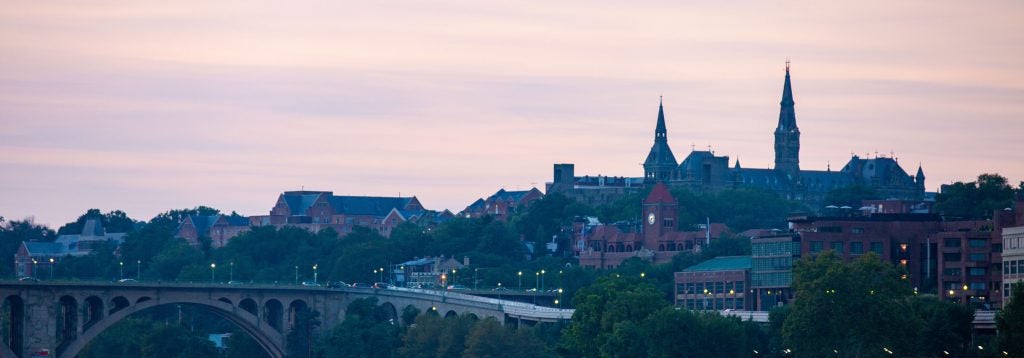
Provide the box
[82,296,104,330]
[109,296,129,315]
[264,299,284,332]
[60,297,284,358]
[239,298,258,316]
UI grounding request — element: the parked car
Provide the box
[227,280,244,285]
[351,283,373,289]
[329,281,350,288]
[300,281,321,287]
[492,286,510,291]
[373,282,390,289]
[447,284,469,290]
[18,277,40,283]
[117,278,138,283]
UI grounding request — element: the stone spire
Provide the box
[774,61,801,179]
[643,97,678,183]
[655,96,667,142]
[916,164,926,187]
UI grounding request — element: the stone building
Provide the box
[14,219,127,278]
[249,190,431,237]
[547,64,927,208]
[461,188,544,221]
[174,214,250,248]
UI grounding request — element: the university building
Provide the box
[547,64,926,208]
[573,182,729,269]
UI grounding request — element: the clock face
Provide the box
[647,212,656,225]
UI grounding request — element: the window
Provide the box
[870,242,884,255]
[831,242,843,253]
[970,282,986,290]
[1013,260,1019,275]
[943,268,961,276]
[944,238,961,248]
[810,241,823,253]
[663,219,674,228]
[820,226,843,233]
[851,227,865,234]
[969,268,986,276]
[968,253,986,262]
[968,239,986,248]
[850,242,864,254]
[943,253,961,262]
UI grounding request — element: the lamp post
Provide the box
[497,283,502,301]
[48,258,54,280]
[294,265,298,285]
[119,261,123,280]
[136,260,141,280]
[313,264,318,285]
[229,262,234,282]
[518,271,522,291]
[535,271,539,290]
[32,259,37,278]
[474,268,478,290]
[541,269,546,291]
[373,268,378,283]
[210,263,216,284]
[558,288,563,308]
[379,267,385,283]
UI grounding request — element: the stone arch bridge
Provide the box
[0,281,572,358]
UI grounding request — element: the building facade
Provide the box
[174,214,250,248]
[547,64,927,207]
[461,188,544,221]
[675,256,752,311]
[14,219,127,278]
[750,233,801,311]
[574,182,729,269]
[249,190,430,237]
[1002,226,1024,303]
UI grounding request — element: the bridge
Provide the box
[0,281,574,358]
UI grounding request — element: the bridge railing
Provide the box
[388,287,574,318]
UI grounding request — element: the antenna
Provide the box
[785,58,790,71]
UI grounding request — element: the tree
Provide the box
[935,173,1016,219]
[285,307,321,358]
[909,295,974,357]
[319,298,400,358]
[141,324,220,358]
[825,184,880,209]
[0,218,55,277]
[998,282,1024,356]
[463,318,550,358]
[57,209,138,235]
[559,276,668,357]
[781,252,918,357]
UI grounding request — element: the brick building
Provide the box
[1002,226,1024,304]
[249,190,431,237]
[15,219,127,278]
[675,256,752,311]
[751,233,801,310]
[461,188,544,221]
[174,214,250,248]
[574,182,729,269]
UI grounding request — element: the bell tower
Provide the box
[774,61,801,180]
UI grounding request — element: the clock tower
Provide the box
[643,182,678,241]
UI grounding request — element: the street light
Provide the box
[210,263,216,283]
[497,282,503,300]
[380,267,385,283]
[451,269,456,286]
[535,271,540,290]
[518,271,523,290]
[136,260,141,280]
[558,288,563,308]
[32,259,38,278]
[294,266,299,285]
[313,264,319,285]
[49,258,54,280]
[119,261,124,280]
[230,262,234,282]
[541,269,546,291]
[640,272,646,279]
[474,268,478,290]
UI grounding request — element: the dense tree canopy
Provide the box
[935,173,1019,219]
[998,282,1024,356]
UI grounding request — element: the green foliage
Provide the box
[512,193,594,255]
[825,184,880,209]
[400,313,550,358]
[998,282,1024,356]
[225,331,271,358]
[639,308,766,358]
[57,209,138,235]
[560,276,668,357]
[909,295,974,357]
[935,173,1017,219]
[320,298,401,358]
[670,187,798,232]
[463,318,551,358]
[286,307,321,358]
[80,318,219,358]
[781,252,918,357]
[0,219,55,277]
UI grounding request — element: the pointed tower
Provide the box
[774,61,801,179]
[643,98,678,183]
[915,164,926,190]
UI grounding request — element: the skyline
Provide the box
[2,1,1023,227]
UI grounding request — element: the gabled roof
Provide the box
[683,256,752,272]
[679,151,721,173]
[282,192,327,215]
[328,196,416,216]
[22,242,67,256]
[644,182,676,204]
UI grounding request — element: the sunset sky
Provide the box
[2,1,1022,227]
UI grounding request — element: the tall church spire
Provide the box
[774,61,801,179]
[655,96,667,142]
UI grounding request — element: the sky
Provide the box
[1,1,1023,228]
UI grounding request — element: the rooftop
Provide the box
[682,256,751,272]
